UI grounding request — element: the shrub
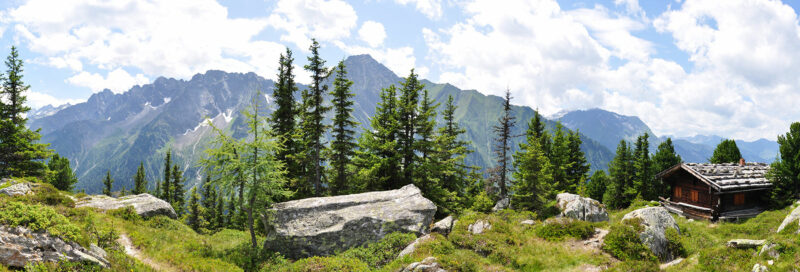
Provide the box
[147,215,183,230]
[664,227,686,259]
[264,256,369,272]
[602,220,655,262]
[109,206,140,222]
[534,218,595,241]
[27,183,74,207]
[0,201,81,242]
[470,191,494,213]
[23,259,104,272]
[340,232,416,268]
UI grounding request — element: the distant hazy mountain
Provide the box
[29,55,613,193]
[554,108,779,164]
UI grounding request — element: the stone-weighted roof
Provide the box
[659,162,771,192]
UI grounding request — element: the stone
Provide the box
[468,220,492,234]
[727,239,766,249]
[76,193,177,219]
[776,204,800,233]
[398,234,434,258]
[0,180,31,197]
[492,197,509,212]
[583,228,609,249]
[659,257,684,270]
[556,193,609,222]
[520,220,535,225]
[89,244,107,259]
[0,226,108,268]
[759,243,780,259]
[752,263,768,272]
[621,207,681,261]
[265,184,436,259]
[431,216,454,235]
[402,256,446,272]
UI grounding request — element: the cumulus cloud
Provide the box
[394,0,443,19]
[267,0,357,49]
[67,68,150,93]
[358,21,387,48]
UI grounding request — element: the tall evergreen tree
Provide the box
[214,191,225,230]
[353,86,401,191]
[0,46,51,177]
[103,171,113,196]
[47,154,78,192]
[226,192,237,229]
[565,130,590,193]
[633,133,657,200]
[133,162,147,194]
[162,150,172,201]
[434,95,477,213]
[768,122,800,208]
[270,47,300,195]
[187,187,203,232]
[549,123,571,192]
[710,139,742,163]
[398,69,423,185]
[652,138,682,197]
[586,170,608,201]
[201,176,217,229]
[512,118,553,212]
[300,39,331,197]
[491,89,516,198]
[171,164,185,215]
[328,60,358,195]
[414,90,439,188]
[603,140,635,209]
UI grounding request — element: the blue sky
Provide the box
[1,0,800,141]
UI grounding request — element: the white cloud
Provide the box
[67,68,150,93]
[358,21,386,48]
[394,0,443,19]
[267,0,357,49]
[27,91,84,109]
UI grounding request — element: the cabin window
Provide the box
[690,190,699,202]
[734,193,745,206]
[673,186,682,199]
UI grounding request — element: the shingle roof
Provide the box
[659,162,771,192]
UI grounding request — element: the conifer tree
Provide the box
[414,89,439,190]
[328,60,358,195]
[586,170,607,201]
[633,133,657,200]
[215,191,225,230]
[398,70,423,185]
[710,139,742,163]
[133,162,147,194]
[103,171,113,196]
[768,122,800,208]
[512,118,553,212]
[603,140,635,209]
[154,180,161,198]
[550,123,571,192]
[434,95,477,212]
[653,138,682,197]
[171,164,185,215]
[565,130,590,193]
[531,111,551,155]
[0,46,51,177]
[187,187,203,232]
[270,47,300,193]
[491,89,516,198]
[353,86,401,191]
[162,150,172,201]
[47,154,78,192]
[201,176,217,229]
[300,39,331,197]
[226,192,237,229]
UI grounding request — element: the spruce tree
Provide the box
[414,89,439,190]
[154,180,161,198]
[103,171,113,196]
[226,192,237,229]
[491,89,515,198]
[270,47,300,193]
[435,95,478,212]
[710,139,742,163]
[300,39,331,197]
[768,122,800,208]
[586,170,607,201]
[565,130,590,193]
[328,60,358,195]
[652,138,682,197]
[603,140,635,209]
[353,85,401,191]
[201,176,217,229]
[398,70,423,185]
[550,123,570,192]
[633,133,657,200]
[171,164,185,215]
[215,191,225,230]
[531,111,552,155]
[512,118,553,212]
[0,46,51,177]
[187,186,203,232]
[47,154,78,192]
[133,162,147,194]
[162,150,172,201]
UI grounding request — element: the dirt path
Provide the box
[117,233,178,272]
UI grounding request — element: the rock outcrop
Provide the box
[265,184,436,258]
[401,256,446,272]
[76,194,177,219]
[0,179,32,197]
[492,197,509,212]
[556,193,609,222]
[776,204,800,233]
[727,239,766,249]
[398,234,434,258]
[432,216,454,235]
[468,220,492,235]
[0,226,108,268]
[621,207,681,261]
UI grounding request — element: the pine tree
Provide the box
[215,191,225,230]
[603,140,635,209]
[512,119,553,212]
[414,89,439,190]
[171,164,185,215]
[47,154,78,192]
[531,111,552,155]
[0,46,51,177]
[491,89,516,198]
[162,150,172,201]
[710,139,742,163]
[300,39,331,197]
[398,70,423,185]
[550,123,571,192]
[565,130,590,193]
[768,122,800,208]
[353,85,401,191]
[133,162,147,194]
[201,176,217,229]
[154,180,161,198]
[226,192,237,229]
[652,138,682,197]
[270,47,300,194]
[328,60,358,195]
[586,170,607,201]
[436,95,474,194]
[103,171,113,196]
[633,133,657,200]
[187,187,203,232]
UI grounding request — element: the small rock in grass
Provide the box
[468,220,492,234]
[520,220,535,225]
[727,239,766,249]
[752,263,768,272]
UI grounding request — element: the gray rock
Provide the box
[468,220,492,234]
[432,216,454,235]
[402,256,446,272]
[727,239,766,249]
[621,207,681,261]
[0,225,108,268]
[0,180,31,197]
[777,204,800,233]
[265,184,436,258]
[492,197,509,212]
[89,244,107,259]
[76,193,177,219]
[759,243,780,259]
[659,257,684,270]
[520,220,535,225]
[398,234,434,258]
[556,193,609,222]
[752,263,768,272]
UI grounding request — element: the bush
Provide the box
[0,201,81,242]
[109,206,141,222]
[664,227,686,259]
[147,215,183,230]
[23,259,104,272]
[470,191,494,213]
[264,256,369,272]
[602,219,655,262]
[27,183,74,207]
[534,218,595,241]
[340,232,416,268]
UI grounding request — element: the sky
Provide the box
[0,0,799,141]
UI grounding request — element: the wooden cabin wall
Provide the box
[719,191,764,212]
[666,170,713,209]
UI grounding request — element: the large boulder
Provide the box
[431,216,455,235]
[0,226,108,268]
[76,193,177,219]
[621,207,681,261]
[0,179,32,197]
[556,193,609,222]
[265,184,436,258]
[776,204,800,233]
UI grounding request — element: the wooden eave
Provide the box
[655,163,723,192]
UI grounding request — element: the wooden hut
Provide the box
[656,160,771,221]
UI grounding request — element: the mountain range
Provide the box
[28,55,777,193]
